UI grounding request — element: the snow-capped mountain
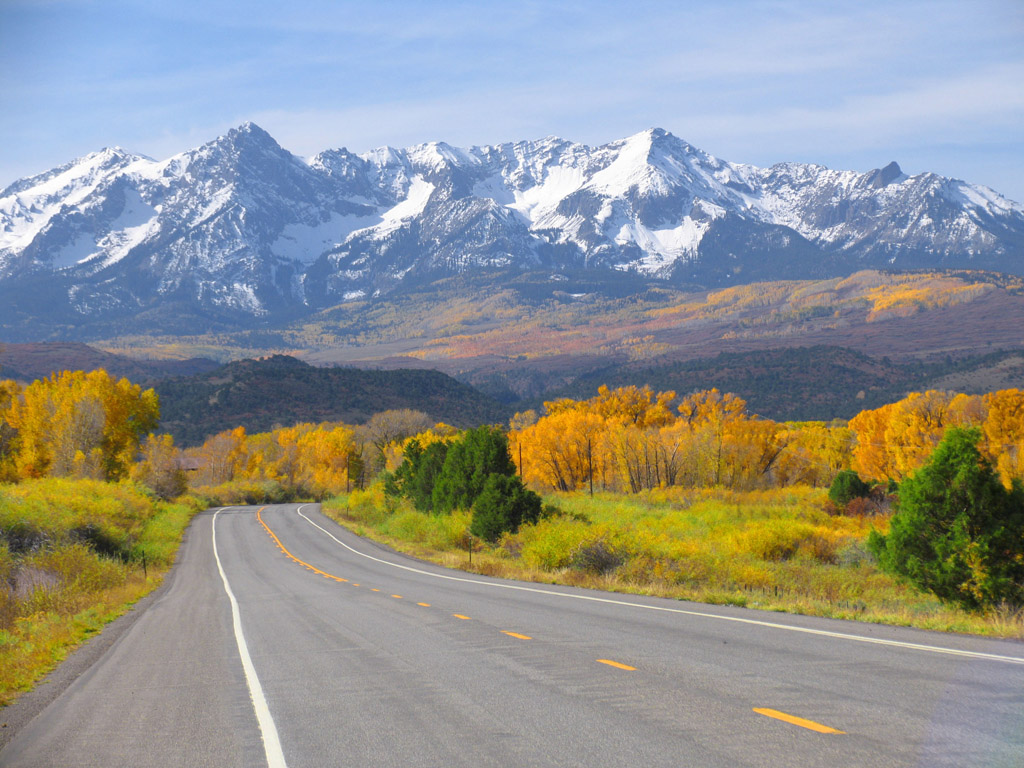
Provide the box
[0,123,1021,335]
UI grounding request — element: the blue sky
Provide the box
[2,0,1023,200]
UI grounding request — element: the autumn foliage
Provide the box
[0,370,158,482]
[849,389,1024,486]
[504,385,1024,496]
[510,385,851,493]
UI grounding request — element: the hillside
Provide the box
[153,355,509,445]
[0,342,219,383]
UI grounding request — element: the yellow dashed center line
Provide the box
[754,708,846,734]
[597,659,636,671]
[261,510,639,672]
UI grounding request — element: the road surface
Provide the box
[2,503,1022,767]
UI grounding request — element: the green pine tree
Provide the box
[471,474,542,542]
[432,426,516,513]
[869,427,1024,610]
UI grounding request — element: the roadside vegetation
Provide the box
[0,479,197,706]
[320,384,1024,638]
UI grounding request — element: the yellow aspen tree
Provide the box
[677,389,748,486]
[849,402,898,482]
[982,389,1024,486]
[0,379,20,482]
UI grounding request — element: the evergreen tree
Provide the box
[869,427,1024,610]
[432,426,516,513]
[471,474,542,542]
[389,438,450,512]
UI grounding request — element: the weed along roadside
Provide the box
[322,484,1024,640]
[0,479,200,708]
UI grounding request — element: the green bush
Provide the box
[828,469,871,507]
[869,427,1024,610]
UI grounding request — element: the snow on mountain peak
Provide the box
[1,123,1023,328]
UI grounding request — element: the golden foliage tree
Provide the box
[6,370,158,481]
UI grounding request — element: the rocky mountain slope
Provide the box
[1,123,1021,338]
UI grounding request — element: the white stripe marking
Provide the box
[213,508,288,768]
[295,505,1024,666]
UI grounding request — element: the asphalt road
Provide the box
[2,503,1023,767]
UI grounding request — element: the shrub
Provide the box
[517,518,592,570]
[433,426,517,513]
[828,469,871,507]
[388,439,450,512]
[569,538,624,575]
[844,496,880,518]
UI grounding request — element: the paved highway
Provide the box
[2,503,1023,767]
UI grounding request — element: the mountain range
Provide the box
[1,123,1022,338]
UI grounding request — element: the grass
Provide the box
[322,484,1024,639]
[0,479,200,707]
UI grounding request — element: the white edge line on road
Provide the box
[294,505,1024,667]
[213,508,288,768]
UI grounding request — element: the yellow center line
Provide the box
[391,594,403,599]
[753,708,846,734]
[502,631,532,640]
[417,602,431,607]
[597,659,636,671]
[256,509,359,591]
[371,588,381,592]
[453,614,471,620]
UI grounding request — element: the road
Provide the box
[2,503,1023,767]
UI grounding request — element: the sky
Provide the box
[2,0,1023,201]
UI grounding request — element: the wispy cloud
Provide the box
[1,0,1022,198]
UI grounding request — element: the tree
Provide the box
[7,370,158,481]
[433,426,517,513]
[133,434,188,500]
[359,409,434,473]
[471,474,542,542]
[0,380,21,482]
[389,437,451,512]
[982,389,1024,487]
[868,427,1024,610]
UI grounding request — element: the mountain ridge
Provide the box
[1,123,1021,338]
